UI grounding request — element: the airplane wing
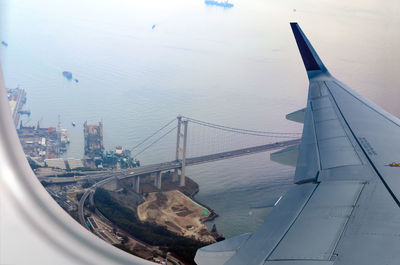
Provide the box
[195,22,400,265]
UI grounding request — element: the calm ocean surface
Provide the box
[1,0,399,238]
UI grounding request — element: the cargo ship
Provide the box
[59,128,70,152]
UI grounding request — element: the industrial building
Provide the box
[17,122,59,161]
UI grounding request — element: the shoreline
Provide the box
[189,195,219,223]
[183,178,219,224]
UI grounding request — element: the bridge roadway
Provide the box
[78,177,117,228]
[185,138,300,166]
[78,139,300,228]
[45,139,301,186]
[119,138,301,180]
[78,189,92,228]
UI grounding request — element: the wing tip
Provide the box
[290,22,326,73]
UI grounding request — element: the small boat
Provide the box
[152,24,156,30]
[62,71,73,80]
[72,122,76,127]
[204,0,234,8]
[1,41,8,47]
[74,79,79,83]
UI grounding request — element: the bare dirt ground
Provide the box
[137,190,216,243]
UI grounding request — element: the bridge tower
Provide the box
[175,116,182,161]
[174,117,188,187]
[173,116,182,182]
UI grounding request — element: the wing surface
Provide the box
[196,23,400,265]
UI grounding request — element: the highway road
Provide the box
[78,188,93,229]
[185,139,301,166]
[119,138,301,180]
[38,173,110,184]
[78,177,117,229]
[42,139,300,186]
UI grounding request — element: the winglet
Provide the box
[290,22,328,75]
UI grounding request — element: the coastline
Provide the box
[190,195,219,223]
[180,177,219,223]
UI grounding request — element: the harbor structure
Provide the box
[17,122,60,161]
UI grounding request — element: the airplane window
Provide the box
[1,0,399,264]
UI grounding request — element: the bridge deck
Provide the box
[186,139,300,166]
[42,139,301,185]
[120,138,301,179]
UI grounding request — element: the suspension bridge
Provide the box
[106,116,300,191]
[78,116,301,227]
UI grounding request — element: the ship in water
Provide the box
[62,71,73,80]
[1,41,8,47]
[59,128,70,152]
[204,0,234,8]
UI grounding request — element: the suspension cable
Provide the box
[130,118,176,151]
[182,116,301,135]
[183,117,300,138]
[131,116,300,157]
[133,126,177,157]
